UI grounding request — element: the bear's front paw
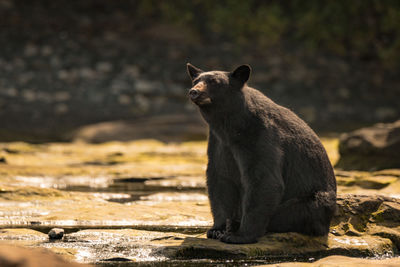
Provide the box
[219,233,257,244]
[207,228,224,239]
[225,219,240,233]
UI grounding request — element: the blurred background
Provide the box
[1,0,399,142]
[1,2,400,264]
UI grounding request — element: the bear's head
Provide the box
[186,63,251,108]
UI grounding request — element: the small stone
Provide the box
[135,80,161,93]
[4,87,18,97]
[53,91,71,102]
[57,69,69,80]
[24,44,38,57]
[96,61,113,72]
[22,89,36,102]
[79,67,96,79]
[54,103,69,114]
[124,65,140,78]
[118,94,131,105]
[41,45,53,56]
[48,228,64,240]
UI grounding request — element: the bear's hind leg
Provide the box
[267,192,336,236]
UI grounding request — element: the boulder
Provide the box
[336,120,400,170]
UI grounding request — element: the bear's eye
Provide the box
[192,79,200,86]
[208,78,219,85]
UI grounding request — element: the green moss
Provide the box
[336,177,356,187]
[371,206,386,223]
[247,247,266,257]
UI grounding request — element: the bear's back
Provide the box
[243,86,336,198]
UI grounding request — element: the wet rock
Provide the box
[139,192,208,202]
[0,193,399,255]
[159,233,394,260]
[144,175,206,190]
[1,180,400,242]
[336,120,400,170]
[0,228,396,264]
[0,185,212,229]
[0,194,399,264]
[0,245,90,267]
[48,228,64,240]
[264,255,400,266]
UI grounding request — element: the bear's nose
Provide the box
[189,89,200,100]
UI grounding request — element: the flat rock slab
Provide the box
[0,228,395,264]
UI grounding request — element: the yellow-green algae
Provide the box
[1,137,399,196]
[0,140,206,179]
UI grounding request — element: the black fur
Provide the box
[186,64,337,244]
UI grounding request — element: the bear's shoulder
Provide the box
[242,86,318,139]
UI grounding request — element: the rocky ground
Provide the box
[0,138,400,266]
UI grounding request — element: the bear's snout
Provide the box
[188,82,211,105]
[189,89,200,100]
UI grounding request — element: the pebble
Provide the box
[48,228,64,240]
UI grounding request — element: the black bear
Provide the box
[186,63,337,244]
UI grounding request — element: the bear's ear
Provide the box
[231,65,251,84]
[187,63,204,80]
